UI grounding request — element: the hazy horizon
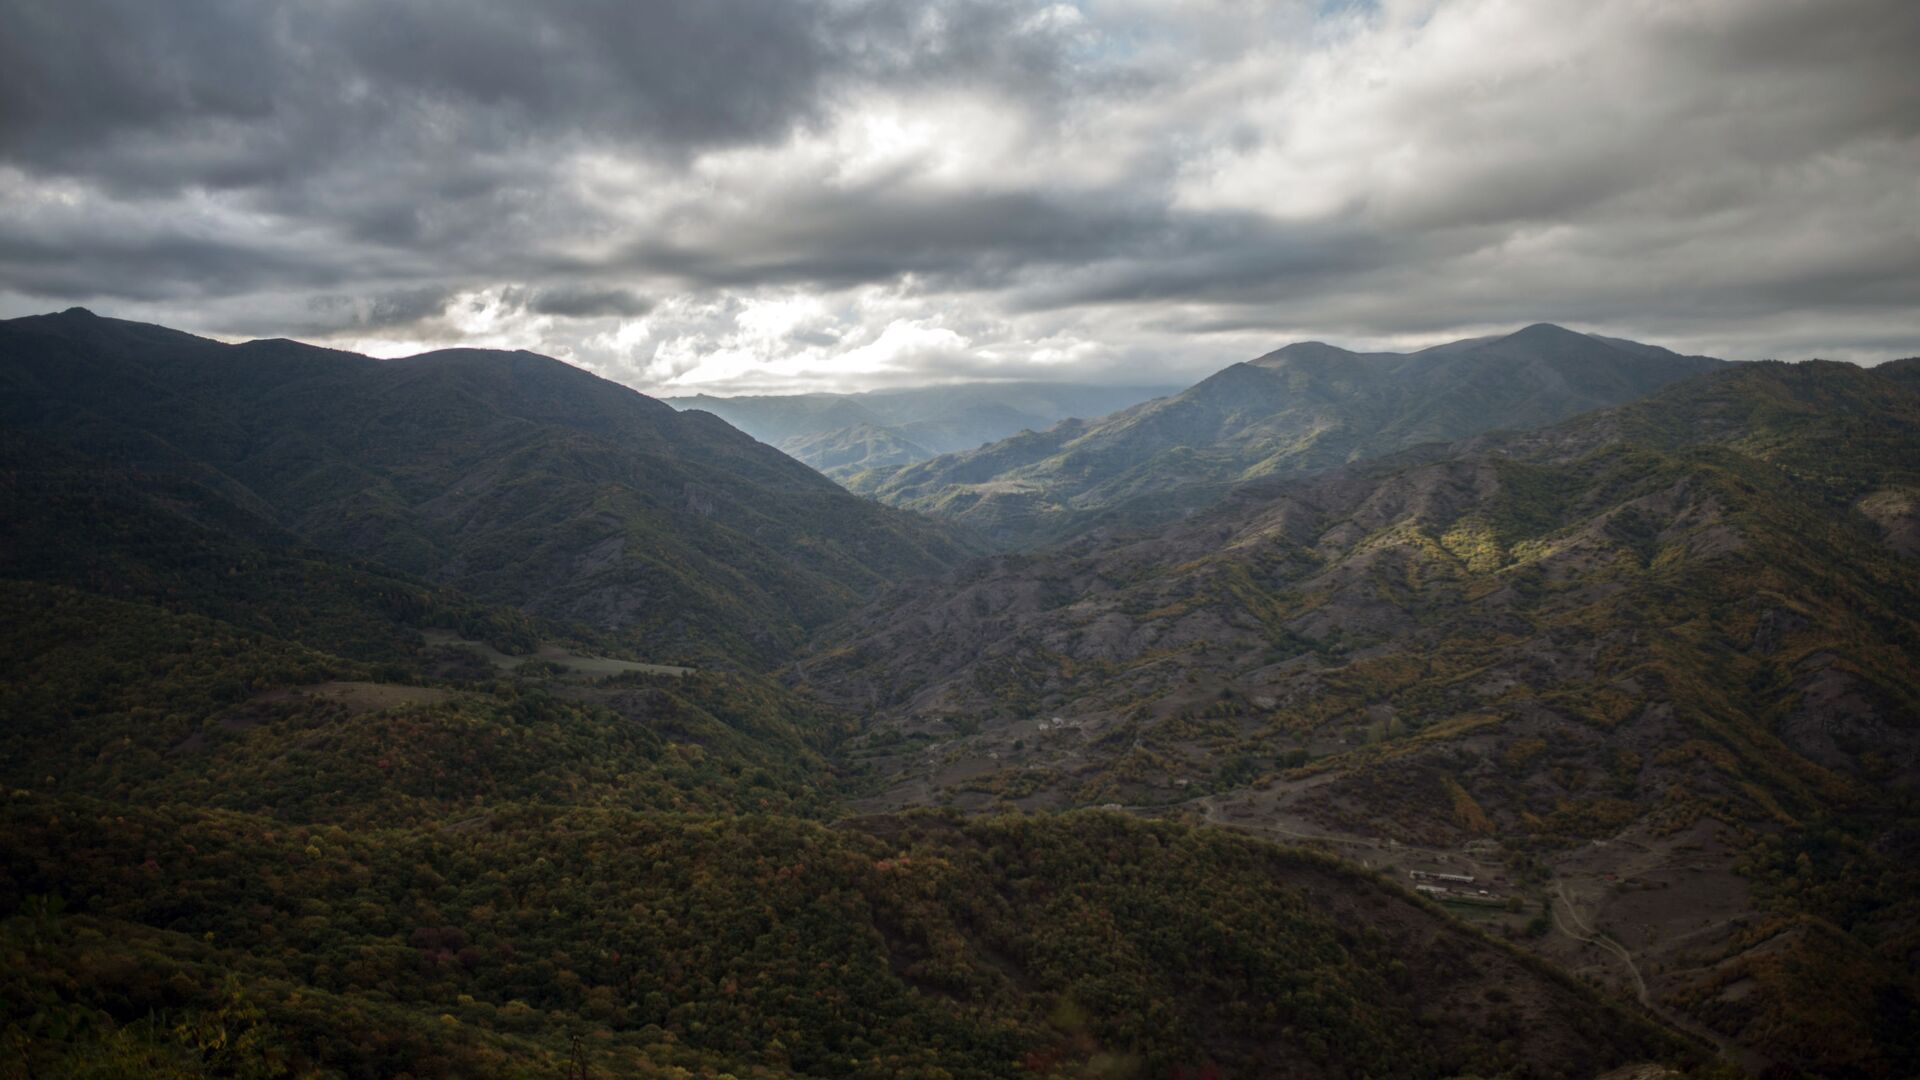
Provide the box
[18,305,1915,402]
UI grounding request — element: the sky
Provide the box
[1,0,1916,394]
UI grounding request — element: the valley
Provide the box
[6,3,1916,1076]
[664,383,1183,484]
[799,354,1920,1076]
[3,311,1916,1078]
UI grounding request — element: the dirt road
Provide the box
[1553,880,1649,1005]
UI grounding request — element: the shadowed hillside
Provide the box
[0,573,1691,1078]
[0,309,968,666]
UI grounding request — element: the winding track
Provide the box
[1552,880,1649,1006]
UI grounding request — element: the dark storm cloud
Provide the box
[604,188,1170,292]
[0,0,1072,188]
[260,283,653,337]
[301,288,459,332]
[0,0,1091,304]
[1017,215,1417,310]
[0,0,1915,389]
[0,224,351,302]
[521,287,654,319]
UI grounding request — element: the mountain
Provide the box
[0,309,1707,1079]
[852,324,1726,548]
[12,307,1903,1077]
[800,358,1920,1076]
[665,382,1183,482]
[664,391,887,446]
[0,308,967,666]
[0,421,558,669]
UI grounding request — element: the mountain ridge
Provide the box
[1,308,969,666]
[852,324,1727,548]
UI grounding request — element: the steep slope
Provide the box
[801,359,1920,1076]
[0,309,967,665]
[667,382,1183,480]
[0,428,548,663]
[855,325,1725,548]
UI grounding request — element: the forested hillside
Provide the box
[853,325,1723,548]
[0,583,1691,1077]
[11,311,1913,1078]
[0,309,966,666]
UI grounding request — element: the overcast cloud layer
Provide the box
[2,0,1915,392]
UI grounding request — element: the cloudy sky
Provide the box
[2,0,1915,393]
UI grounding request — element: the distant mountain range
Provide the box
[0,308,965,665]
[664,382,1183,481]
[850,324,1726,548]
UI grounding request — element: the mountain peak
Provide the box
[1248,340,1363,368]
[1499,322,1589,345]
[4,306,221,351]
